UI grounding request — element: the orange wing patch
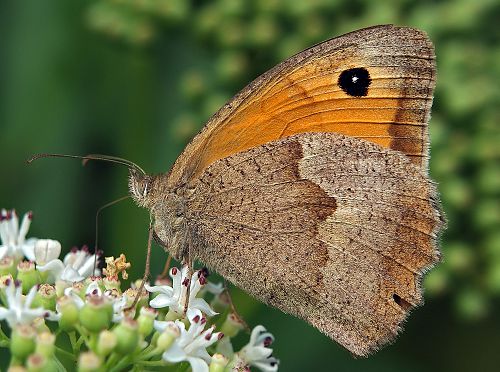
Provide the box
[168,26,436,187]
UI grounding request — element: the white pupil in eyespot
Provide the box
[352,76,359,83]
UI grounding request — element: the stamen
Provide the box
[171,267,178,275]
[218,333,224,340]
[264,336,273,347]
[192,315,200,323]
[182,278,190,287]
[200,267,209,277]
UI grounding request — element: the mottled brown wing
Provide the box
[186,132,443,356]
[167,25,436,188]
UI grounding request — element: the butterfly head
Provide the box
[129,169,156,209]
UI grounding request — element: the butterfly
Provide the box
[58,24,446,357]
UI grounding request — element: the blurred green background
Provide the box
[1,0,499,370]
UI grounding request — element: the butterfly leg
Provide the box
[127,216,153,311]
[182,248,194,315]
[223,279,250,332]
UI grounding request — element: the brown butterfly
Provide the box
[34,25,445,357]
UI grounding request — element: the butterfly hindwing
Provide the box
[185,132,443,356]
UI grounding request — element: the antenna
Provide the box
[27,153,146,175]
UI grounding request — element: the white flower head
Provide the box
[38,245,101,283]
[146,265,217,317]
[53,281,129,323]
[0,278,47,328]
[155,309,223,372]
[104,288,130,323]
[0,209,38,261]
[237,325,279,372]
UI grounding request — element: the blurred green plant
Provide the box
[85,0,500,321]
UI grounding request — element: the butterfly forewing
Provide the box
[167,25,436,188]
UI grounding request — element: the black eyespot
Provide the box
[338,67,371,97]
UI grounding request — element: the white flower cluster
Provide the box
[0,208,279,371]
[147,265,279,372]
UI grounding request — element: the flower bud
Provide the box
[156,322,180,352]
[209,353,229,372]
[220,313,245,338]
[0,274,14,288]
[225,354,250,372]
[26,353,50,372]
[7,367,27,372]
[0,256,16,277]
[96,330,117,357]
[137,307,157,336]
[113,318,139,354]
[33,284,56,311]
[85,276,104,294]
[103,275,121,291]
[11,324,36,360]
[57,296,79,331]
[32,318,50,334]
[77,351,103,372]
[54,280,70,297]
[35,332,55,358]
[124,287,148,309]
[79,296,112,333]
[17,261,40,294]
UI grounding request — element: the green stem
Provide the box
[109,354,133,372]
[135,360,166,367]
[55,346,76,360]
[68,331,78,354]
[105,353,120,370]
[136,347,162,361]
[88,332,98,352]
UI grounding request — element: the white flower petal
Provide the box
[37,259,65,283]
[149,294,178,309]
[244,345,273,361]
[163,342,188,363]
[78,255,98,277]
[34,239,61,264]
[191,298,218,317]
[60,266,85,282]
[0,307,10,320]
[216,337,234,358]
[186,356,209,372]
[21,240,37,261]
[145,283,174,296]
[0,245,8,260]
[253,360,279,372]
